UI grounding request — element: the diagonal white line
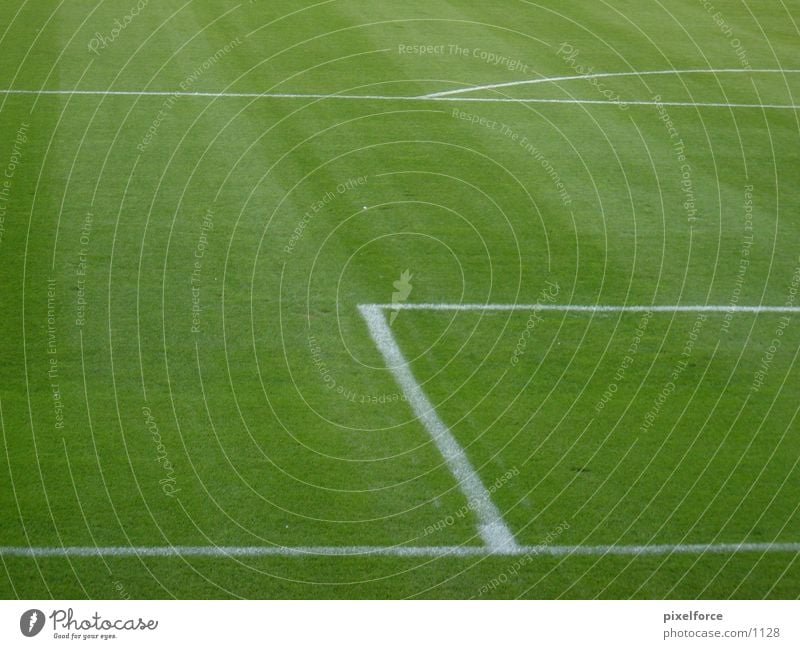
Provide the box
[358,304,519,552]
[0,542,798,558]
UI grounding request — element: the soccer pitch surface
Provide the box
[1,0,800,599]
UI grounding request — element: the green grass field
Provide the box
[1,0,799,598]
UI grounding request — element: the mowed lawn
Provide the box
[0,0,799,598]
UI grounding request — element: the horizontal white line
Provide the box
[364,304,800,313]
[0,542,797,558]
[0,88,797,109]
[425,68,800,98]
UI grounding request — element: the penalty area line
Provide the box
[0,542,798,558]
[367,304,800,313]
[356,301,800,552]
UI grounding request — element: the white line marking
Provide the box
[0,88,798,109]
[358,304,519,552]
[7,303,798,560]
[423,67,800,97]
[1,542,797,558]
[365,303,800,313]
[9,302,795,561]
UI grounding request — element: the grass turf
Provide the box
[1,0,799,598]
